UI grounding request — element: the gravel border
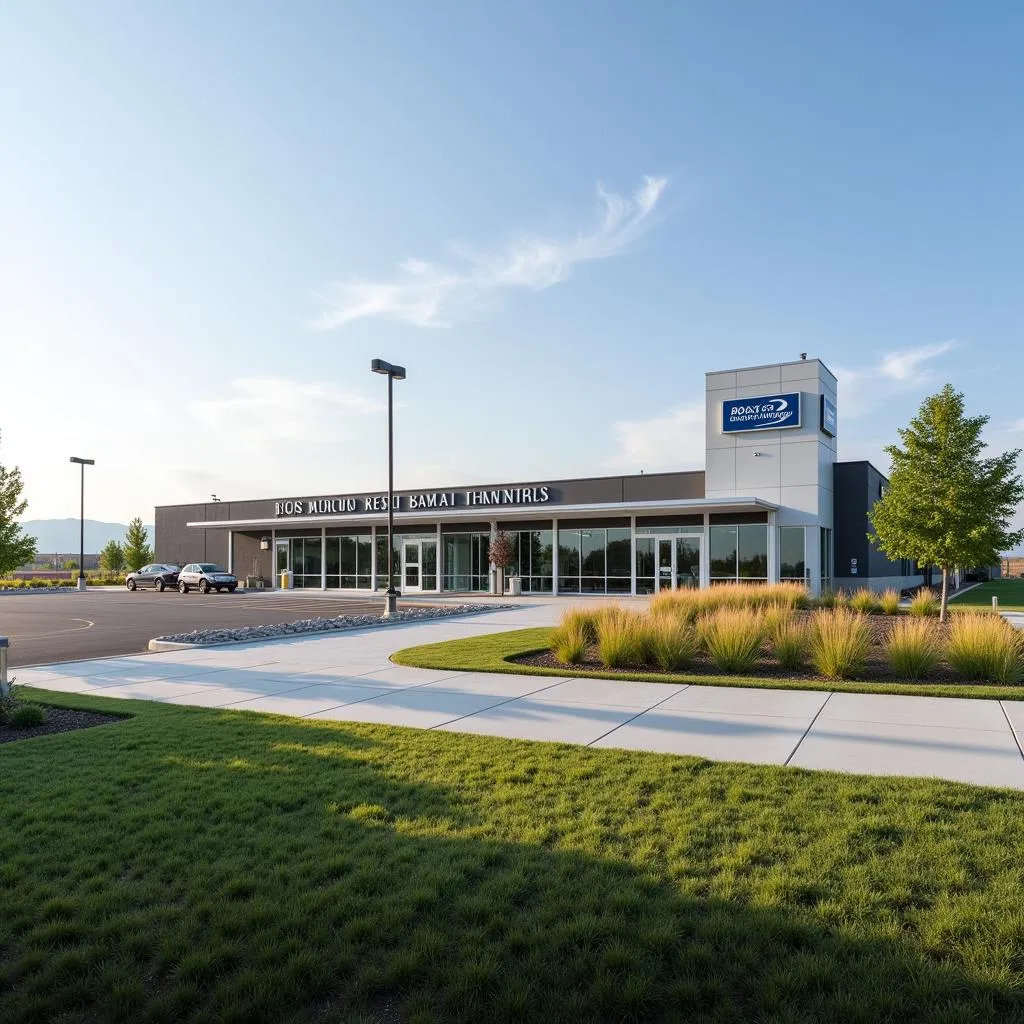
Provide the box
[149,603,512,648]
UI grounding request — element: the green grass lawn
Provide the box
[393,627,1024,700]
[2,694,1024,1022]
[951,579,1024,611]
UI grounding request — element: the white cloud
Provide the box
[877,340,957,382]
[191,378,383,447]
[834,340,957,417]
[605,401,706,473]
[314,175,668,329]
[1009,419,1024,433]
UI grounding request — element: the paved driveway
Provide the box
[15,602,1024,790]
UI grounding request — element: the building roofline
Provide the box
[706,357,838,383]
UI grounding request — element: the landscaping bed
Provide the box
[0,704,122,744]
[2,687,1024,1021]
[518,609,982,685]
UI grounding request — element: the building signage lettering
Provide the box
[722,392,802,433]
[820,394,837,438]
[274,486,550,518]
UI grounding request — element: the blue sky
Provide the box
[2,1,1022,538]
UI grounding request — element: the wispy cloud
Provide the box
[192,378,383,447]
[314,175,668,329]
[605,401,706,473]
[1009,419,1024,433]
[835,340,957,417]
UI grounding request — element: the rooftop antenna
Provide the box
[800,352,807,360]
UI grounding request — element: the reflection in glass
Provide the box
[676,537,700,588]
[710,526,738,579]
[738,525,768,579]
[780,527,805,581]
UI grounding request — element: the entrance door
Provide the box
[275,539,289,588]
[403,541,422,592]
[657,539,674,591]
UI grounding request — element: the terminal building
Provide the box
[155,358,923,597]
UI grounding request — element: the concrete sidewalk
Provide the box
[14,601,1024,790]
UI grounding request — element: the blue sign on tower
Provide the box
[722,393,802,433]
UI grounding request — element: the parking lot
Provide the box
[0,590,440,667]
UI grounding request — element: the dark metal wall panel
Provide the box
[709,512,769,524]
[557,517,631,529]
[623,472,705,502]
[441,522,493,534]
[636,514,703,528]
[497,519,555,531]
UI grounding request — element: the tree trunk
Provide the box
[940,565,949,623]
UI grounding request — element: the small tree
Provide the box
[488,531,516,594]
[122,518,153,571]
[63,559,78,571]
[0,432,38,575]
[99,539,125,572]
[869,384,1024,621]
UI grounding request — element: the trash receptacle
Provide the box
[489,569,497,595]
[280,569,294,590]
[508,576,522,597]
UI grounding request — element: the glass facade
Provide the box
[325,534,372,589]
[508,530,553,593]
[268,516,812,593]
[442,533,490,592]
[557,527,631,594]
[709,524,768,583]
[779,527,805,583]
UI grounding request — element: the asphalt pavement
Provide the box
[0,590,437,667]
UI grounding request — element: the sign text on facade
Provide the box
[722,392,802,433]
[275,486,551,518]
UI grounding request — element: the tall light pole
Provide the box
[370,358,406,617]
[69,457,95,592]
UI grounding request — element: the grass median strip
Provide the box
[2,689,1024,1021]
[392,627,1024,700]
[951,579,1024,611]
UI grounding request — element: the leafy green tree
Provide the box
[99,540,125,572]
[122,518,152,571]
[0,433,38,575]
[869,384,1024,620]
[63,559,78,571]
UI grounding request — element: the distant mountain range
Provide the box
[19,519,156,554]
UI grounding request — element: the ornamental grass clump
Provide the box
[809,608,870,680]
[878,588,902,615]
[771,617,810,672]
[649,589,701,624]
[552,619,589,665]
[596,608,647,669]
[908,589,939,618]
[649,616,699,672]
[701,608,764,674]
[887,618,941,680]
[947,614,1024,684]
[848,588,880,614]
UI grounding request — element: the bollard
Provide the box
[0,636,9,699]
[993,596,999,611]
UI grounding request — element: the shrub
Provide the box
[947,614,1024,684]
[649,617,699,671]
[10,703,45,728]
[813,590,845,610]
[553,621,589,665]
[772,618,810,672]
[908,589,939,618]
[887,618,941,680]
[809,609,870,680]
[597,609,646,669]
[848,588,880,614]
[701,608,764,673]
[878,588,902,615]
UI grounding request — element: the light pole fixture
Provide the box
[69,457,95,592]
[260,536,271,551]
[370,358,407,617]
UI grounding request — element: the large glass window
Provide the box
[709,526,738,580]
[376,533,436,591]
[780,527,806,582]
[710,524,768,583]
[325,534,371,589]
[507,530,553,592]
[738,525,768,580]
[442,533,490,591]
[635,537,655,595]
[557,530,581,593]
[554,527,629,594]
[821,528,833,592]
[606,528,632,593]
[291,536,322,588]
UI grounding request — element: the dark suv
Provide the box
[125,564,180,592]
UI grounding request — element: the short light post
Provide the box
[69,457,95,592]
[371,358,406,617]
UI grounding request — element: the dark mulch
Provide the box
[0,706,123,745]
[515,611,988,686]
